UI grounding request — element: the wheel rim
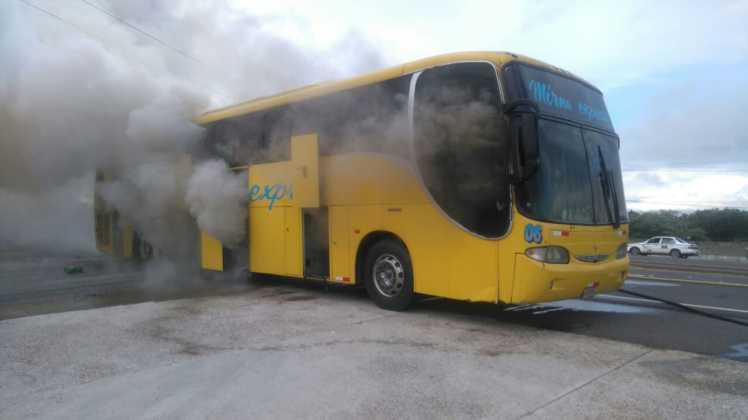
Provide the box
[372,253,405,297]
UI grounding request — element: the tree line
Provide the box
[628,208,748,241]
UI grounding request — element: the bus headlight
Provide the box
[616,243,628,259]
[525,246,569,264]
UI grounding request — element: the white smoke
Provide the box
[0,0,383,256]
[97,159,196,258]
[185,160,248,247]
[0,175,95,254]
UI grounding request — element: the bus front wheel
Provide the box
[364,240,414,311]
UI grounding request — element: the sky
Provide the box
[231,0,748,211]
[5,0,748,214]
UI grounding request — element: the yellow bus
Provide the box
[195,51,629,310]
[100,51,630,310]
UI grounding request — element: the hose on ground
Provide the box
[618,288,748,328]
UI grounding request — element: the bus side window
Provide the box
[206,107,294,166]
[207,112,264,166]
[261,107,292,162]
[413,62,510,237]
[291,75,410,158]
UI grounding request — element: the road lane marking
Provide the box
[628,274,748,289]
[599,295,654,304]
[625,279,678,287]
[598,294,748,315]
[630,264,748,278]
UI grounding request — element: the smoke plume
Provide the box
[0,0,383,259]
[185,160,248,247]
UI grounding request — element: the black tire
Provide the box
[670,249,681,259]
[629,247,641,256]
[364,240,414,311]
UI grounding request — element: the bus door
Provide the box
[248,134,321,278]
[303,208,329,279]
[290,134,327,279]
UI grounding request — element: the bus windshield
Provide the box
[508,65,626,225]
[517,120,626,225]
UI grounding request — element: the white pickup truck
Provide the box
[628,236,700,258]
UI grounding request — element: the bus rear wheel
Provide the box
[364,240,414,311]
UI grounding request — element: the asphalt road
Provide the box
[0,251,248,320]
[2,251,747,363]
[476,255,748,362]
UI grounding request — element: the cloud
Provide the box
[624,170,748,211]
[618,70,748,170]
[286,1,748,90]
[636,172,665,188]
[736,185,748,207]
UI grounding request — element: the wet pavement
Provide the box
[1,250,747,364]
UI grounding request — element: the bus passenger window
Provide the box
[413,62,510,237]
[206,108,292,166]
[291,76,410,158]
[262,108,292,162]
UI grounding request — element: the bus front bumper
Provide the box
[511,254,628,304]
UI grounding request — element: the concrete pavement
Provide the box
[1,280,747,419]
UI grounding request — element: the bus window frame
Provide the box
[502,62,628,227]
[407,60,514,241]
[510,114,626,227]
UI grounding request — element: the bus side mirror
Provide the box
[504,100,539,182]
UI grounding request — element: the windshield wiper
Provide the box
[597,146,621,228]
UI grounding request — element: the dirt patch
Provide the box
[276,294,318,303]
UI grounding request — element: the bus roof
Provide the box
[194,51,584,125]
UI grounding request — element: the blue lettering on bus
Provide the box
[524,224,543,244]
[248,183,294,210]
[577,102,610,125]
[248,184,261,201]
[527,79,611,127]
[528,80,572,111]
